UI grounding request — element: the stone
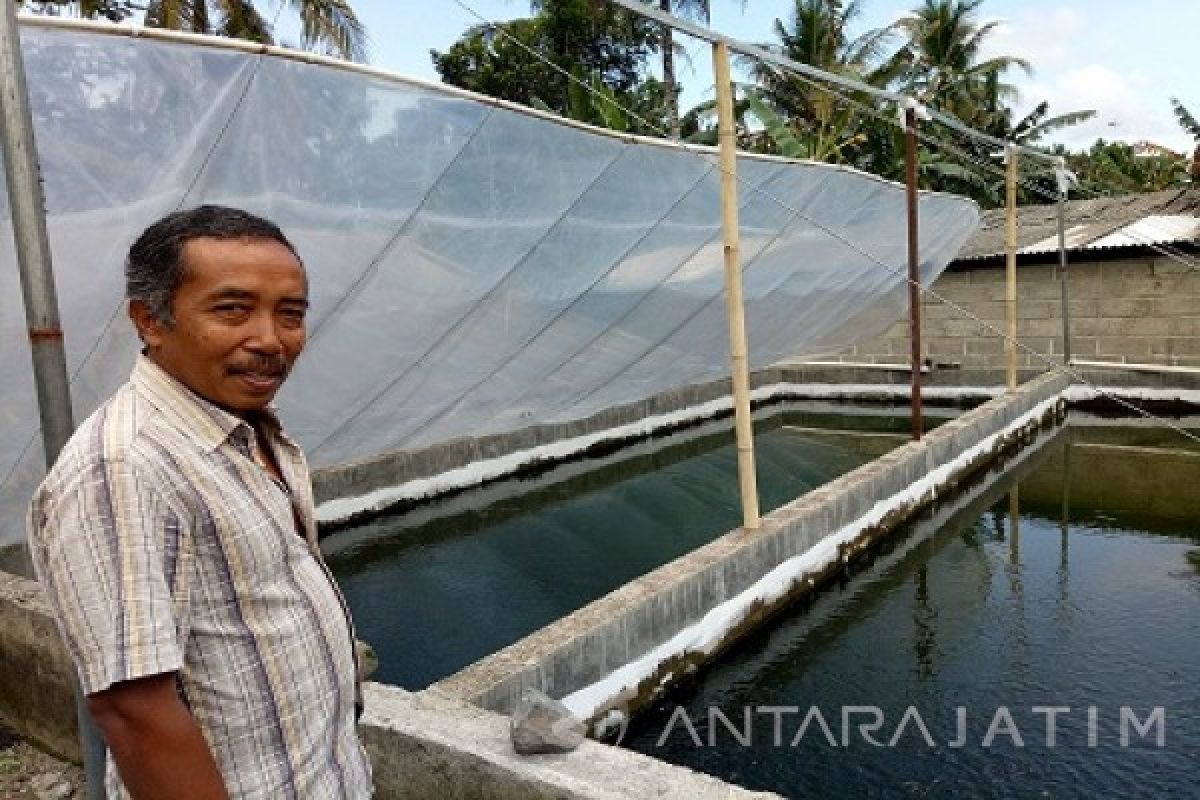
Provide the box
[509,688,585,755]
[355,639,379,681]
[30,771,73,800]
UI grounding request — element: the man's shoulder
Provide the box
[38,380,152,495]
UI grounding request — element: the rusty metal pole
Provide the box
[713,40,760,530]
[904,105,924,440]
[0,4,104,798]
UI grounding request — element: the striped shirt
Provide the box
[28,355,372,799]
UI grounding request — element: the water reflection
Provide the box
[912,564,935,680]
[1058,438,1071,606]
[623,419,1200,799]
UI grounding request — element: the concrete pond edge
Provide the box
[7,369,1200,798]
[428,372,1073,729]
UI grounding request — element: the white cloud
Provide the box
[1016,64,1192,153]
[977,3,1192,153]
[981,6,1089,73]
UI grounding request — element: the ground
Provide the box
[0,723,82,800]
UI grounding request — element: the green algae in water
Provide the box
[620,425,1200,799]
[325,411,898,689]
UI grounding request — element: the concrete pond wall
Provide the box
[6,366,1197,798]
[310,362,1022,529]
[0,571,777,798]
[430,371,1072,727]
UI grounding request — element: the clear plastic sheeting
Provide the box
[0,22,979,544]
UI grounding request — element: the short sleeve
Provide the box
[29,455,190,696]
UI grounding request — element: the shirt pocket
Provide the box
[186,461,293,610]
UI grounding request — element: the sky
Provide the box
[282,0,1198,156]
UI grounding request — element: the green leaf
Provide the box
[745,91,808,159]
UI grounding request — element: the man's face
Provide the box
[131,236,308,417]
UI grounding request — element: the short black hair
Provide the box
[125,205,301,325]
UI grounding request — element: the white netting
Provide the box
[0,23,979,543]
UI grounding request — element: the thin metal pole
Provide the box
[713,40,760,530]
[0,4,103,797]
[1057,188,1072,365]
[904,106,924,440]
[1,1,73,456]
[1005,145,1019,391]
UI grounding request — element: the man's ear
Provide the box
[128,299,165,348]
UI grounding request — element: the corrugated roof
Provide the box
[954,188,1200,262]
[1089,214,1200,248]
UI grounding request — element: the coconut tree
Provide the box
[149,0,365,61]
[893,0,1028,126]
[749,0,896,163]
[1170,97,1200,182]
[657,0,713,140]
[18,1,137,21]
[20,0,366,61]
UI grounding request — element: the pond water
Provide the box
[620,419,1200,799]
[324,403,942,689]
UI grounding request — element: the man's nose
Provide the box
[245,312,284,354]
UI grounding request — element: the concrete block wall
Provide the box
[842,256,1200,369]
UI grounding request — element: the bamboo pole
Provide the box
[904,105,923,440]
[713,41,760,530]
[1005,144,1019,391]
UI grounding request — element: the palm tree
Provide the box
[1170,97,1200,182]
[656,1,730,140]
[152,1,365,61]
[749,0,896,163]
[893,0,1028,126]
[20,0,366,62]
[18,1,136,21]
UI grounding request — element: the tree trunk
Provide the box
[661,0,680,140]
[191,0,209,35]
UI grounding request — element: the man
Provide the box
[28,206,372,798]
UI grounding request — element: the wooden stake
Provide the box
[904,105,923,440]
[1057,180,1072,365]
[1005,144,1019,391]
[713,41,760,530]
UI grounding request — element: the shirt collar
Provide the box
[132,354,286,453]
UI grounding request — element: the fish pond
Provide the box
[620,417,1200,799]
[324,402,952,689]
